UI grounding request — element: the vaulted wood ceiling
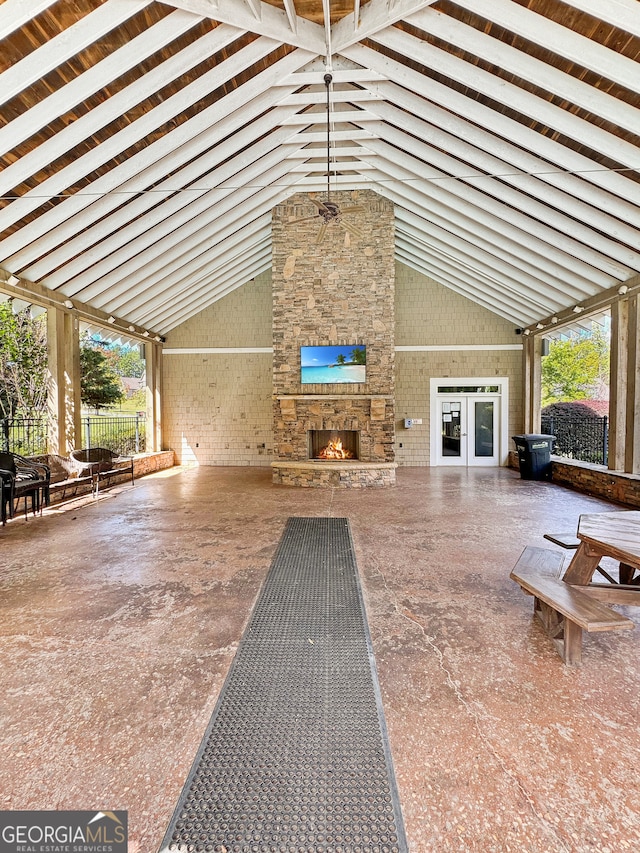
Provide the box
[0,0,638,336]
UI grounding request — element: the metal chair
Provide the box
[0,452,50,523]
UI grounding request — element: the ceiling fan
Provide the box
[291,72,364,243]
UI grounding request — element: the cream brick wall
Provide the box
[161,258,523,467]
[395,264,523,466]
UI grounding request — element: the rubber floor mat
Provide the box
[159,517,408,853]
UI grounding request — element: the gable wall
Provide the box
[162,263,523,466]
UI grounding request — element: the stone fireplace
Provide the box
[270,190,396,487]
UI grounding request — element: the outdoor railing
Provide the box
[1,413,146,457]
[541,415,608,466]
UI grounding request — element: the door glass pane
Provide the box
[474,401,494,457]
[442,403,461,457]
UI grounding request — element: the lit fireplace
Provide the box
[309,430,360,461]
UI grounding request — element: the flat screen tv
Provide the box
[300,344,366,385]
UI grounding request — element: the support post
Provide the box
[47,307,81,455]
[145,342,163,452]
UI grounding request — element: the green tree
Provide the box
[0,302,48,418]
[80,346,124,412]
[541,327,609,405]
[350,347,366,365]
[335,353,346,365]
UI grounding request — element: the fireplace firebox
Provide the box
[308,430,360,461]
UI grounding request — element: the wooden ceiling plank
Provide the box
[0,8,204,160]
[161,0,325,52]
[341,43,639,204]
[453,0,640,95]
[363,76,640,228]
[0,0,154,106]
[332,0,438,51]
[400,10,640,141]
[0,0,58,41]
[560,0,640,39]
[363,138,629,286]
[0,23,243,199]
[38,110,303,287]
[0,42,313,263]
[365,106,640,266]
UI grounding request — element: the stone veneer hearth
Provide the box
[271,190,396,487]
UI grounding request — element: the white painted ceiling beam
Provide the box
[139,242,273,329]
[452,0,640,94]
[157,250,274,326]
[362,140,623,287]
[362,76,640,229]
[407,6,640,133]
[280,110,380,124]
[161,0,325,53]
[394,208,579,317]
[396,237,538,322]
[0,8,205,160]
[0,0,155,106]
[130,231,273,321]
[370,26,640,162]
[363,113,640,268]
[396,220,559,309]
[65,162,297,303]
[116,220,272,316]
[285,129,376,143]
[279,68,387,85]
[0,46,315,264]
[286,146,377,159]
[279,89,383,105]
[0,24,240,199]
[394,206,578,307]
[289,161,376,172]
[0,33,280,245]
[0,0,58,40]
[89,162,297,303]
[374,166,607,300]
[395,245,531,325]
[340,44,639,205]
[26,115,305,283]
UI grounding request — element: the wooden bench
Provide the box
[510,546,634,665]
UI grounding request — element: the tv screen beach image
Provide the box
[301,345,366,385]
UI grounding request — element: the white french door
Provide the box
[430,378,509,467]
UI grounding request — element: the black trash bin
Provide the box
[512,434,555,481]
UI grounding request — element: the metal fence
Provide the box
[541,415,608,466]
[1,414,146,457]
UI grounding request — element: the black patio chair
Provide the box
[0,452,50,524]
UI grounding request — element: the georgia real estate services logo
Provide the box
[0,811,127,853]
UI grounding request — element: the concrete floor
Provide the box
[1,466,639,853]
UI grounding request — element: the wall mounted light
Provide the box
[142,330,150,338]
[128,325,136,332]
[107,316,116,323]
[618,285,629,295]
[7,274,20,286]
[536,322,544,329]
[154,335,162,342]
[551,316,559,324]
[523,329,531,335]
[64,299,74,309]
[572,305,584,314]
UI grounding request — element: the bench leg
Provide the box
[533,597,583,665]
[563,620,583,666]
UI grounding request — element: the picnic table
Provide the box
[563,511,640,604]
